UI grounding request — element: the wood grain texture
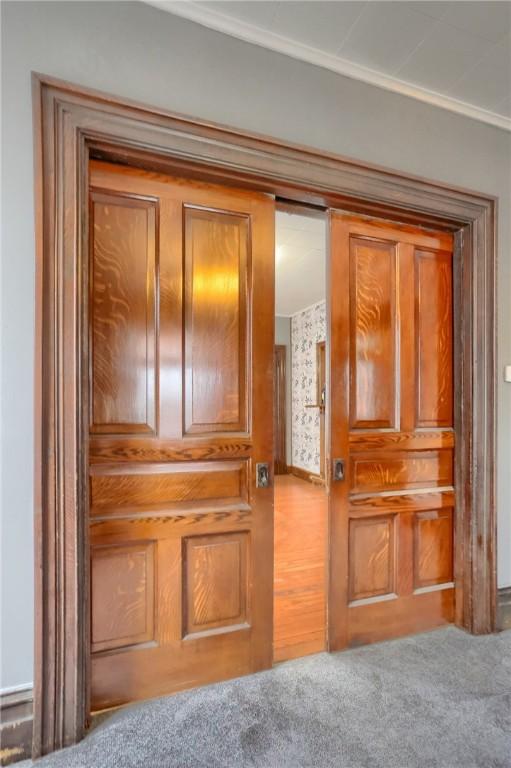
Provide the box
[87,161,274,711]
[349,237,397,429]
[350,490,454,516]
[350,450,453,494]
[90,461,247,513]
[91,542,155,653]
[184,207,248,434]
[33,73,496,758]
[348,588,454,647]
[90,437,253,463]
[349,430,454,451]
[90,191,157,435]
[414,509,454,588]
[183,532,248,636]
[273,475,327,663]
[415,250,453,427]
[348,516,395,602]
[329,213,455,650]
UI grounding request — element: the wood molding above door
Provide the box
[32,73,496,758]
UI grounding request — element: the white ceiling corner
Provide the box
[145,1,511,132]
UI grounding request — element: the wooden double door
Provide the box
[88,161,454,710]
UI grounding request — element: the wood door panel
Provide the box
[89,436,253,463]
[415,250,453,427]
[90,509,252,545]
[349,238,397,429]
[90,461,248,514]
[183,532,249,637]
[350,450,453,494]
[414,508,454,589]
[348,516,395,602]
[90,191,157,435]
[350,490,454,516]
[88,161,274,710]
[329,213,454,650]
[184,207,248,435]
[348,589,454,647]
[349,430,454,451]
[91,629,253,710]
[91,542,155,653]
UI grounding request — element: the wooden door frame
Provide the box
[316,341,326,481]
[32,73,497,758]
[274,345,287,475]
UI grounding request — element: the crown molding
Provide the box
[145,0,511,133]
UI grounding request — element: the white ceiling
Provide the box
[275,210,326,316]
[148,1,511,131]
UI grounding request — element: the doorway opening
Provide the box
[273,206,328,663]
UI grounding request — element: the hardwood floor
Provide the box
[273,474,328,662]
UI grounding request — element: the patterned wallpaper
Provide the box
[291,300,326,474]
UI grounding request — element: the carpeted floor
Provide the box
[23,627,511,768]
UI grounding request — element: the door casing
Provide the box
[32,73,497,758]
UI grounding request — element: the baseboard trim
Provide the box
[0,688,33,766]
[498,586,511,631]
[289,465,324,485]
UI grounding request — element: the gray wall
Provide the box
[1,0,510,691]
[275,317,292,465]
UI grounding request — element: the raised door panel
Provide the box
[91,542,155,653]
[348,516,395,602]
[414,509,453,589]
[90,461,248,515]
[184,208,248,435]
[350,450,453,494]
[349,238,397,429]
[183,532,249,636]
[90,191,157,435]
[415,250,453,428]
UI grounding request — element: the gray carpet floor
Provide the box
[24,627,511,768]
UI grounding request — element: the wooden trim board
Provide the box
[289,466,324,485]
[498,587,511,631]
[32,73,497,758]
[0,690,33,766]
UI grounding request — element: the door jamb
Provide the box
[32,73,497,758]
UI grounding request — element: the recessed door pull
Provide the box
[256,462,271,488]
[332,458,345,482]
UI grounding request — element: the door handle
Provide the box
[256,462,271,488]
[332,458,345,482]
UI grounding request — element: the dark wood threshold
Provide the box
[498,587,511,631]
[0,689,33,766]
[289,465,325,485]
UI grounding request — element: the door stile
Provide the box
[327,213,350,651]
